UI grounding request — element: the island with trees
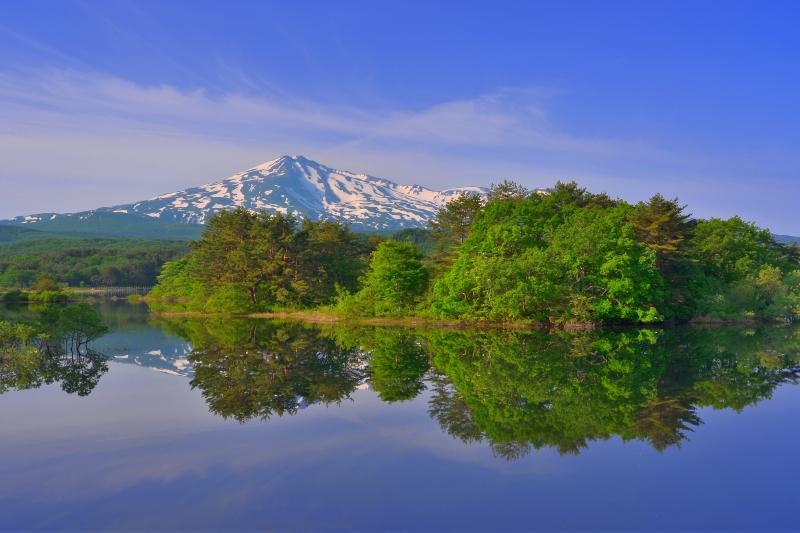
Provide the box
[146,181,800,327]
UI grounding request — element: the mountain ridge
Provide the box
[3,155,487,237]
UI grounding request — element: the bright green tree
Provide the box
[339,241,429,317]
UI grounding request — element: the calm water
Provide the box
[1,302,799,531]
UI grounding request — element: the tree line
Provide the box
[149,182,800,324]
[0,238,187,288]
[149,211,376,312]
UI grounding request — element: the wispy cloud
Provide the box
[0,68,664,214]
[1,67,796,233]
[0,68,657,156]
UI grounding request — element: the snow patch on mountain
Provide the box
[5,155,489,232]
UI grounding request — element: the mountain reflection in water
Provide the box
[2,304,799,460]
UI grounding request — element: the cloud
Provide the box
[0,67,797,234]
[0,68,655,216]
[0,68,658,159]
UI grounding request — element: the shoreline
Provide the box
[148,308,775,330]
[2,293,781,330]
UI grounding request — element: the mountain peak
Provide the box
[6,156,489,233]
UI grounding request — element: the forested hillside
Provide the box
[0,237,188,287]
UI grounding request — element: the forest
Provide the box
[0,237,188,288]
[148,181,800,325]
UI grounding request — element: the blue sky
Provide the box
[1,0,798,233]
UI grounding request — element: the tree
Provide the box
[32,274,61,292]
[339,241,429,317]
[429,192,484,248]
[488,179,528,201]
[548,206,666,323]
[362,329,429,402]
[297,219,368,306]
[191,208,298,309]
[688,217,800,320]
[151,209,367,312]
[431,195,665,324]
[184,320,366,421]
[630,194,693,260]
[148,257,201,310]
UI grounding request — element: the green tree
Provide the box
[339,241,429,317]
[191,208,298,310]
[689,217,800,320]
[0,305,109,396]
[149,209,367,313]
[297,219,368,306]
[629,194,693,262]
[431,195,664,323]
[429,192,484,249]
[32,274,61,292]
[487,179,528,201]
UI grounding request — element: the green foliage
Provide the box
[427,192,484,273]
[428,182,797,324]
[338,241,429,317]
[171,319,367,421]
[487,179,528,201]
[391,228,437,255]
[429,192,484,248]
[334,327,429,402]
[0,320,37,350]
[2,289,28,303]
[147,257,205,311]
[689,217,800,321]
[297,219,369,306]
[0,237,187,288]
[153,313,800,458]
[32,274,61,292]
[27,290,69,304]
[152,184,799,325]
[149,208,368,313]
[431,192,664,323]
[0,305,109,396]
[423,325,800,457]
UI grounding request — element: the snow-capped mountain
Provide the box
[7,155,487,233]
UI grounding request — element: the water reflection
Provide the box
[156,316,800,459]
[2,303,799,460]
[0,304,109,396]
[433,327,800,457]
[161,318,369,421]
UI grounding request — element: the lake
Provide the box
[0,301,799,531]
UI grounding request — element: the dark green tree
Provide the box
[487,179,528,201]
[429,192,484,249]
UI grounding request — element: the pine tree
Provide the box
[429,192,484,247]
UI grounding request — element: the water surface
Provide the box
[0,302,798,530]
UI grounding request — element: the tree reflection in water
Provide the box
[165,317,800,459]
[160,319,369,421]
[424,327,800,458]
[0,304,109,396]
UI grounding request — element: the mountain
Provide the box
[775,234,800,245]
[3,155,487,237]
